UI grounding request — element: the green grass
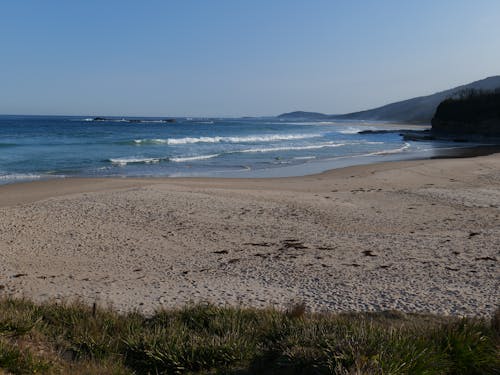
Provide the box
[0,298,498,374]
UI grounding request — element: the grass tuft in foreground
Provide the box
[0,297,498,374]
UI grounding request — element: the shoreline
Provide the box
[1,152,499,316]
[2,139,499,185]
[2,144,500,206]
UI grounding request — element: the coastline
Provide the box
[1,152,499,316]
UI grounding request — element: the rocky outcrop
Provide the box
[431,91,500,138]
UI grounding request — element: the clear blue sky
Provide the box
[1,0,499,117]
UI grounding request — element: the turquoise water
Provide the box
[0,115,463,184]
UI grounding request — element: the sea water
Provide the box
[0,115,468,184]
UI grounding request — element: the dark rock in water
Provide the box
[358,129,398,135]
[93,117,107,121]
[358,128,435,141]
[401,131,436,141]
[431,90,500,138]
[162,118,176,123]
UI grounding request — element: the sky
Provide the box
[1,0,499,117]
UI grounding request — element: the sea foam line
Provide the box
[0,173,43,180]
[364,142,411,156]
[170,154,220,162]
[238,142,346,153]
[0,173,65,182]
[109,157,165,165]
[133,133,322,145]
[338,127,378,134]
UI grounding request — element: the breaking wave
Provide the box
[364,142,411,156]
[338,127,377,134]
[238,142,346,153]
[170,154,220,162]
[132,133,322,145]
[109,157,165,165]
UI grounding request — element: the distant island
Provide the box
[279,76,500,124]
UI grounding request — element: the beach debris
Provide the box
[244,242,272,247]
[475,256,496,261]
[254,253,269,258]
[362,250,377,257]
[468,232,481,238]
[12,273,27,278]
[317,246,335,251]
[281,239,308,250]
[213,250,228,254]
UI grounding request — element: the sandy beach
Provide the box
[0,154,499,317]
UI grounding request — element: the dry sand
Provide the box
[0,155,499,316]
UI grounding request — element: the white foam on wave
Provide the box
[266,121,339,126]
[239,142,346,153]
[293,156,316,160]
[109,157,163,165]
[170,154,220,162]
[0,173,43,181]
[133,139,168,145]
[0,173,65,182]
[338,127,369,134]
[134,133,322,145]
[364,142,411,156]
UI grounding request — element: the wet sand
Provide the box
[0,154,499,316]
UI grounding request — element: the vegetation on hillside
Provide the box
[432,89,500,131]
[0,297,498,374]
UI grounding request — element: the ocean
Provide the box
[0,115,471,184]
